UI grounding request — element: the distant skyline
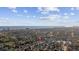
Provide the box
[0,7,79,26]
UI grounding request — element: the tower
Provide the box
[71,29,74,37]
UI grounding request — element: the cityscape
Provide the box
[0,7,79,51]
[0,26,79,51]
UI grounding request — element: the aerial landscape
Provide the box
[0,7,79,51]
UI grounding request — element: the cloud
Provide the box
[63,13,68,16]
[63,15,69,19]
[0,17,9,24]
[46,7,59,12]
[0,20,7,23]
[39,14,61,21]
[26,15,30,18]
[38,7,59,12]
[39,14,70,22]
[0,7,77,26]
[39,16,50,21]
[70,12,75,15]
[0,16,73,26]
[39,14,71,26]
[0,17,9,20]
[75,7,79,10]
[71,7,75,11]
[38,7,59,14]
[24,10,28,13]
[17,14,23,16]
[71,7,79,11]
[12,9,17,13]
[32,16,36,18]
[37,8,71,25]
[41,11,49,15]
[48,15,61,21]
[0,18,31,26]
[8,7,17,13]
[63,12,75,16]
[8,7,16,10]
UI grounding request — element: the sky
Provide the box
[0,7,79,26]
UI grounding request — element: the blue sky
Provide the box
[0,7,79,26]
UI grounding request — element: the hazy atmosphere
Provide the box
[0,7,79,51]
